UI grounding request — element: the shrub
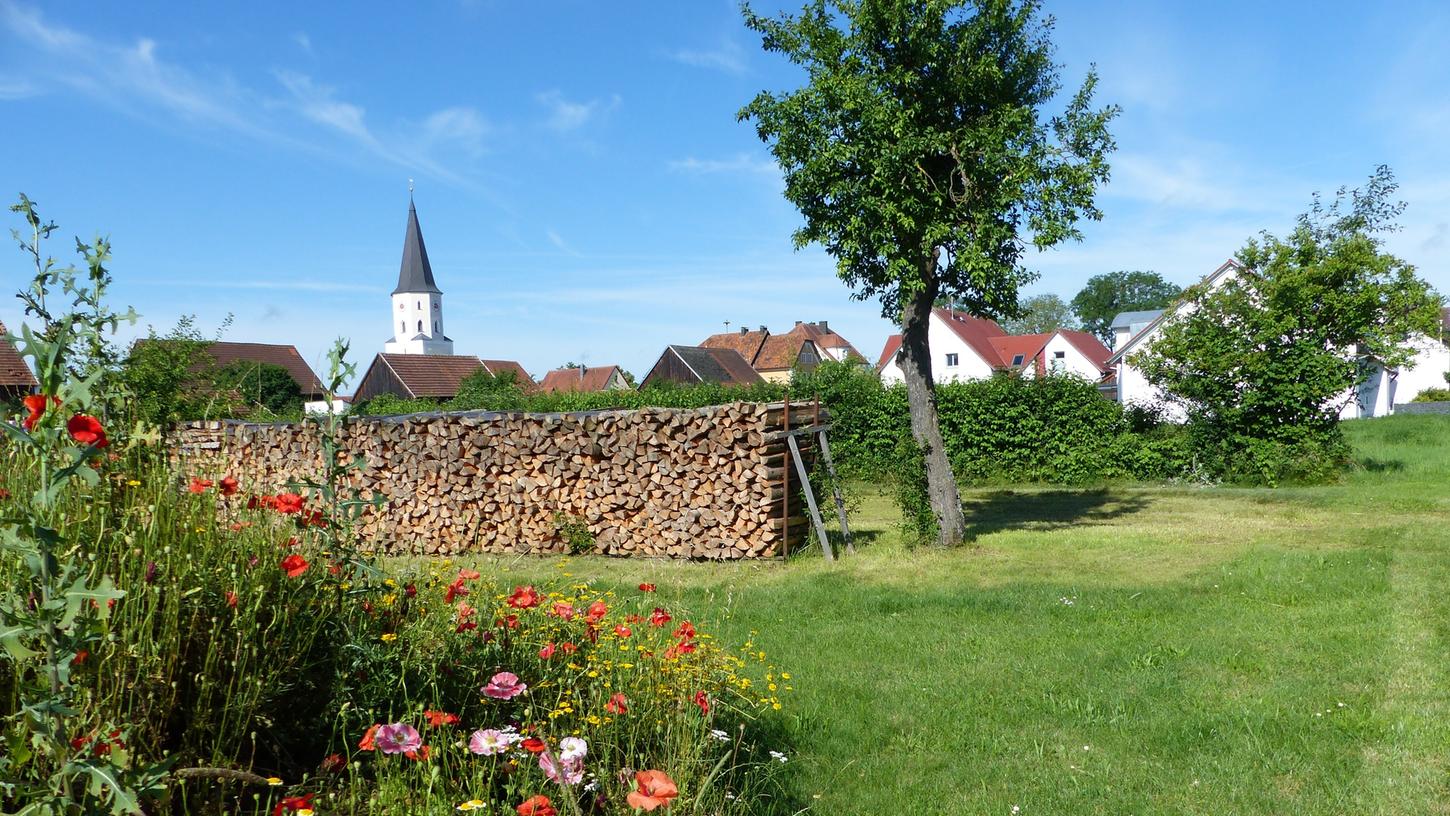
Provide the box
[1412,387,1450,403]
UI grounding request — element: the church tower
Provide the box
[384,196,453,356]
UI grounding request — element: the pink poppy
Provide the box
[482,671,527,700]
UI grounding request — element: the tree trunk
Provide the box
[897,278,968,546]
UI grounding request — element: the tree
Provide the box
[1071,270,1181,342]
[1133,166,1442,482]
[740,0,1117,545]
[121,316,226,428]
[213,360,304,417]
[1001,293,1074,334]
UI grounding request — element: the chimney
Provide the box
[739,326,748,335]
[818,320,829,331]
[758,325,767,332]
[795,320,803,326]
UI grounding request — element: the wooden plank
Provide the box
[787,433,834,562]
[763,422,834,441]
[817,430,854,555]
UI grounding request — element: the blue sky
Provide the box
[2,1,1448,387]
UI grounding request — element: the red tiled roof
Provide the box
[987,334,1050,368]
[539,365,623,393]
[700,329,769,365]
[1057,330,1114,371]
[785,321,866,362]
[479,359,537,390]
[876,335,903,373]
[754,334,815,371]
[0,321,36,389]
[933,308,1010,368]
[378,354,486,398]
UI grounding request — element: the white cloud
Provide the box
[544,229,580,256]
[668,40,746,75]
[292,31,312,54]
[0,2,490,188]
[537,89,619,132]
[668,153,777,176]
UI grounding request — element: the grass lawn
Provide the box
[454,414,1450,815]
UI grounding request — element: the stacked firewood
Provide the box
[171,401,824,559]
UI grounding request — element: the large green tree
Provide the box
[1001,292,1074,334]
[1133,166,1442,482]
[214,360,304,417]
[1070,270,1181,342]
[740,0,1117,545]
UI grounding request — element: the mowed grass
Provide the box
[450,414,1450,815]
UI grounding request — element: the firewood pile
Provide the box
[171,401,825,559]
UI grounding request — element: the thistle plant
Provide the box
[0,196,166,814]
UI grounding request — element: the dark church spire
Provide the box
[393,195,442,295]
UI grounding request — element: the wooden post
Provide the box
[817,430,854,554]
[787,433,834,561]
[781,398,790,558]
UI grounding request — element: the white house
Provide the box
[1107,259,1450,419]
[383,197,454,356]
[876,308,1112,385]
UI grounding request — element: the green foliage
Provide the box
[1412,387,1450,403]
[118,317,236,429]
[1070,270,1182,342]
[1001,293,1075,335]
[553,512,596,555]
[449,369,529,411]
[352,380,791,417]
[738,0,1119,322]
[213,360,303,418]
[1133,166,1443,484]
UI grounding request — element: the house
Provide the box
[353,354,535,404]
[128,338,327,401]
[384,196,454,356]
[875,308,1112,385]
[699,326,819,383]
[1107,260,1450,419]
[640,345,765,388]
[538,365,631,394]
[0,321,37,402]
[783,320,866,364]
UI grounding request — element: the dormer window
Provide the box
[1011,354,1025,366]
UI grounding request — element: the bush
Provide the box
[1412,387,1450,403]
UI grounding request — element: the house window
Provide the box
[1051,350,1065,373]
[1011,354,1025,366]
[1054,351,1066,359]
[945,353,959,367]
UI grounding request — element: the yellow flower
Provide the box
[266,777,283,786]
[457,799,486,811]
[380,633,398,643]
[126,479,141,486]
[297,810,314,816]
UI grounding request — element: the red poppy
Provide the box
[693,691,710,715]
[638,582,656,592]
[358,724,380,751]
[605,692,628,714]
[247,495,264,510]
[501,614,520,630]
[551,601,576,620]
[520,737,548,754]
[507,585,542,609]
[328,562,342,576]
[456,620,478,634]
[585,600,608,622]
[404,583,417,598]
[273,792,315,816]
[280,554,309,578]
[405,744,432,761]
[664,641,697,660]
[649,607,672,627]
[517,795,556,816]
[73,649,88,665]
[673,621,696,640]
[424,710,460,727]
[225,590,239,609]
[21,394,57,431]
[219,475,239,496]
[445,577,469,604]
[273,492,305,514]
[626,770,679,812]
[538,642,556,659]
[458,568,481,580]
[283,536,299,548]
[319,753,345,774]
[559,641,578,654]
[188,477,213,494]
[66,414,109,448]
[614,625,632,638]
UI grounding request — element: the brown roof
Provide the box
[131,339,326,397]
[988,334,1049,369]
[1058,330,1113,370]
[754,334,817,372]
[539,365,623,394]
[785,321,866,362]
[479,359,537,390]
[375,354,486,398]
[699,329,769,364]
[666,345,764,386]
[0,321,36,389]
[934,308,1011,368]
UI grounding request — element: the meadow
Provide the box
[474,414,1450,815]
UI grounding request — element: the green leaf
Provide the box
[0,625,41,660]
[59,575,124,628]
[74,759,144,815]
